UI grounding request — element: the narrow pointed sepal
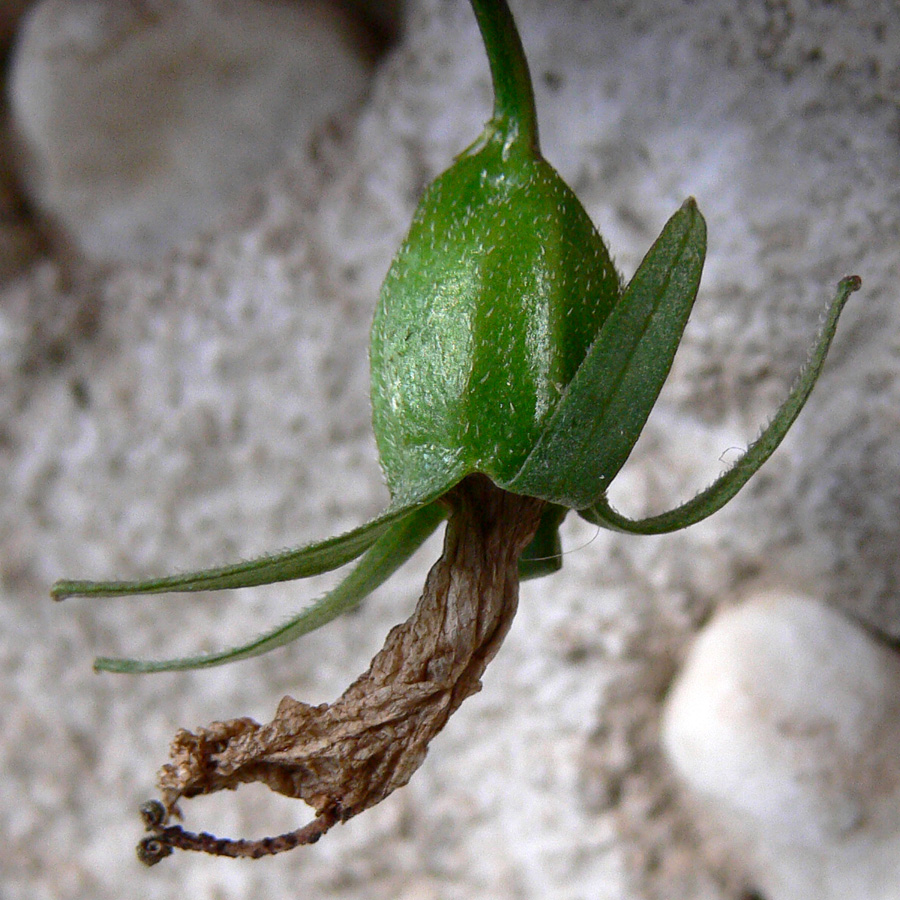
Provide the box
[93,503,447,673]
[582,275,862,535]
[52,503,430,601]
[506,198,706,508]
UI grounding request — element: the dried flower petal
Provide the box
[140,476,544,861]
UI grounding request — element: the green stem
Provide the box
[469,0,539,150]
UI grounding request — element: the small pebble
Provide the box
[9,0,372,261]
[662,591,900,900]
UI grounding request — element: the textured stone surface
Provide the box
[1,1,899,899]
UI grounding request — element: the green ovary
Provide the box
[370,139,621,506]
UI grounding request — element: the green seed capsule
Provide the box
[370,135,621,508]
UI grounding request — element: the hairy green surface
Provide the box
[370,137,621,507]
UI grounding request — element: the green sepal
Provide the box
[505,198,706,508]
[581,275,862,534]
[50,502,433,601]
[518,503,568,580]
[93,502,447,673]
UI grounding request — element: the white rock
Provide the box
[9,0,371,262]
[662,592,900,900]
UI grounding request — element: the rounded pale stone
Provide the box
[9,0,372,261]
[662,591,900,900]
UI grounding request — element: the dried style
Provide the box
[139,478,543,862]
